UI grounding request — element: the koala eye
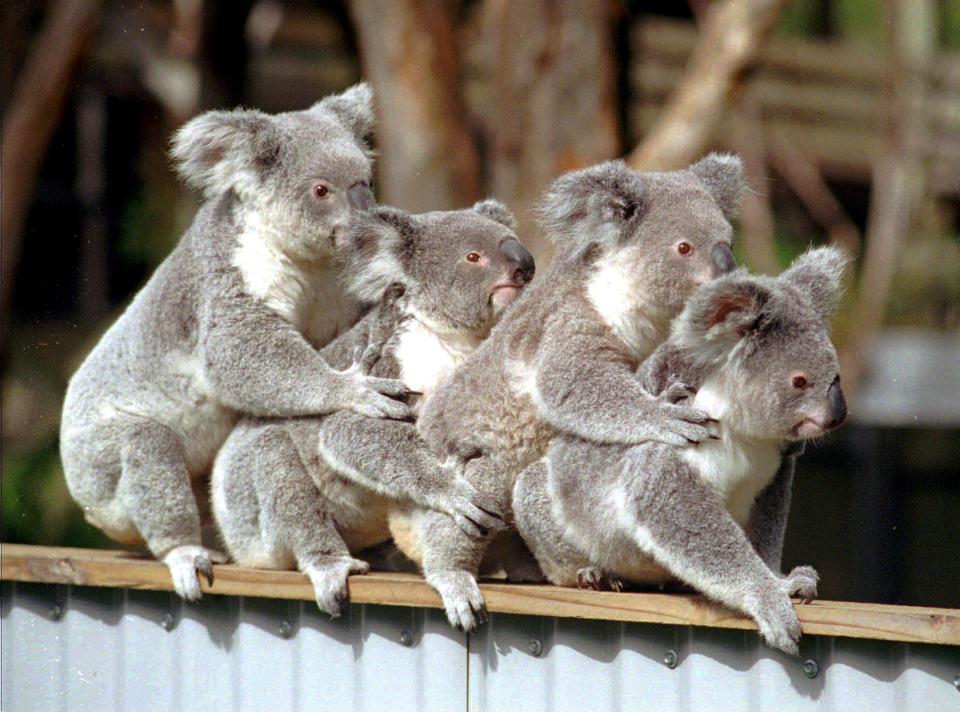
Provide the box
[466,252,481,263]
[677,242,692,256]
[312,183,330,200]
[791,374,809,391]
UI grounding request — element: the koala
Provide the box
[211,201,534,615]
[59,84,413,601]
[513,247,849,655]
[387,156,746,631]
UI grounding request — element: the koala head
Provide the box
[539,154,744,320]
[340,200,534,334]
[171,83,376,261]
[674,246,850,442]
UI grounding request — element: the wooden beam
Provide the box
[3,544,957,646]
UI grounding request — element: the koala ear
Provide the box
[313,82,375,144]
[171,109,281,199]
[339,206,413,304]
[688,153,745,221]
[780,245,849,319]
[674,276,768,361]
[537,160,647,250]
[471,199,517,231]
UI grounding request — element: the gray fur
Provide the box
[59,84,410,602]
[514,246,849,655]
[212,202,534,616]
[387,157,747,631]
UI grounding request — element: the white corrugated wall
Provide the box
[1,582,956,711]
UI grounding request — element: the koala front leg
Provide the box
[317,411,506,536]
[534,330,714,447]
[623,445,805,655]
[116,417,227,602]
[419,509,491,632]
[202,284,410,420]
[745,454,797,573]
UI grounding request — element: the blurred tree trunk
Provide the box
[482,0,620,265]
[629,0,789,171]
[0,0,102,354]
[841,0,935,398]
[349,0,480,212]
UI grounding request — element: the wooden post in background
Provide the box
[350,0,480,213]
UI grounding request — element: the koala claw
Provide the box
[304,556,370,618]
[658,382,696,405]
[752,591,803,656]
[576,567,623,592]
[444,480,507,538]
[783,565,819,603]
[163,545,228,602]
[650,403,716,446]
[428,571,487,633]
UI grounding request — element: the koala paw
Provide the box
[163,545,229,602]
[750,589,802,656]
[339,364,412,420]
[658,381,697,405]
[649,402,718,446]
[439,472,507,538]
[782,565,819,603]
[304,556,370,618]
[576,567,624,592]
[427,571,487,633]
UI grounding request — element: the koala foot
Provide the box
[427,571,487,633]
[163,545,229,602]
[438,471,507,538]
[749,588,802,656]
[782,565,819,603]
[576,567,624,592]
[339,363,412,420]
[304,556,370,618]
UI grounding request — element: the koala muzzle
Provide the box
[500,239,536,284]
[711,243,737,276]
[347,183,375,210]
[826,377,847,429]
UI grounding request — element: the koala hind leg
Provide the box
[114,417,222,602]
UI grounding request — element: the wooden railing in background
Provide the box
[630,17,960,196]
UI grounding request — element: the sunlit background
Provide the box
[2,0,958,607]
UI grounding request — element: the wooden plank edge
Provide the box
[2,544,958,646]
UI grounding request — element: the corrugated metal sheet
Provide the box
[2,582,956,711]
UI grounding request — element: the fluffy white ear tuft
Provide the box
[537,160,647,251]
[688,153,746,221]
[780,245,850,319]
[339,207,412,304]
[313,82,376,144]
[170,109,280,199]
[471,199,517,231]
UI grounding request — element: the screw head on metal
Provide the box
[527,638,543,657]
[48,604,63,622]
[278,620,294,639]
[663,649,679,669]
[160,613,176,632]
[802,659,820,679]
[400,629,415,647]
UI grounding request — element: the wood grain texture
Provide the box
[3,544,957,646]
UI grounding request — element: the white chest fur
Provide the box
[586,250,667,359]
[394,317,482,399]
[680,379,783,526]
[232,220,357,348]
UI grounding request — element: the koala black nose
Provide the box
[711,242,737,276]
[347,183,374,210]
[826,377,847,429]
[501,239,536,284]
